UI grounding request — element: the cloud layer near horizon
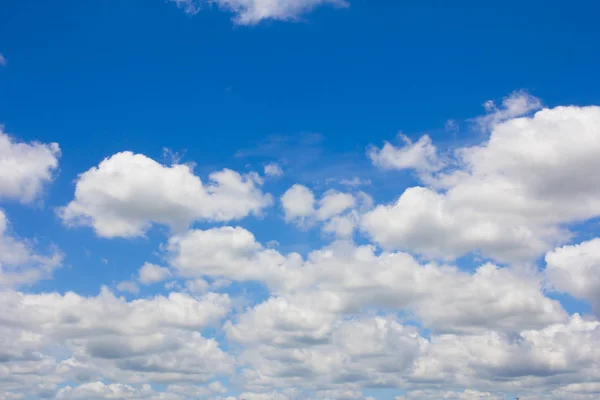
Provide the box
[3,92,600,399]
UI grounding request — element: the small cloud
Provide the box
[138,262,172,285]
[168,0,347,25]
[339,177,372,187]
[162,147,185,165]
[444,119,459,133]
[185,278,209,294]
[474,90,542,131]
[116,280,139,294]
[100,258,108,264]
[0,54,6,67]
[264,162,283,177]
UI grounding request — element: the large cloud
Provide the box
[225,300,599,396]
[363,95,600,262]
[0,127,60,203]
[0,288,233,397]
[59,151,273,238]
[166,228,565,333]
[170,0,348,25]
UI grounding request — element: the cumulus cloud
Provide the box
[116,280,140,294]
[264,162,283,177]
[170,0,348,25]
[58,151,273,238]
[138,262,172,285]
[475,90,542,131]
[368,134,443,174]
[166,229,565,334]
[0,288,233,397]
[0,209,63,287]
[546,238,600,313]
[363,99,600,262]
[0,127,61,203]
[281,185,371,237]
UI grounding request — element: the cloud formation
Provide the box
[364,96,600,262]
[0,127,60,203]
[59,151,273,238]
[170,0,348,25]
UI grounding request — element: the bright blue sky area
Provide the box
[3,0,599,297]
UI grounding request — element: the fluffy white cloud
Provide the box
[0,288,233,397]
[363,99,600,262]
[138,262,172,285]
[166,229,565,333]
[0,54,6,67]
[264,162,283,177]
[368,134,442,173]
[56,382,170,400]
[59,152,272,238]
[546,238,600,312]
[398,389,503,400]
[0,209,62,287]
[116,280,140,294]
[170,0,347,25]
[229,314,424,390]
[475,90,542,131]
[281,185,370,237]
[0,127,60,203]
[226,291,599,396]
[281,184,316,226]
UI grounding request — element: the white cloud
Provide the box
[0,54,6,67]
[264,162,283,177]
[0,127,61,203]
[170,0,348,25]
[281,185,370,237]
[316,191,356,221]
[167,230,565,334]
[400,390,503,400]
[59,151,273,238]
[546,238,600,312]
[363,100,600,262]
[339,177,371,187]
[475,90,542,131]
[368,134,443,173]
[138,262,172,285]
[56,382,165,400]
[0,288,233,396]
[281,184,316,226]
[116,280,140,294]
[0,209,63,287]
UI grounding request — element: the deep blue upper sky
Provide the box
[2,0,600,164]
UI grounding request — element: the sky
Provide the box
[1,0,600,399]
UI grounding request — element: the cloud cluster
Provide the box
[3,93,600,399]
[0,288,233,397]
[281,185,371,237]
[59,151,273,238]
[364,97,600,262]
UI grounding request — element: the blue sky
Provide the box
[1,1,600,399]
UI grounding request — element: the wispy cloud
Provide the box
[169,0,348,25]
